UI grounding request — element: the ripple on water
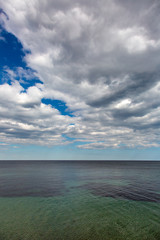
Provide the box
[80,182,160,202]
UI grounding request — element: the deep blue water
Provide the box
[0,161,160,201]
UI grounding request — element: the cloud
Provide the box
[0,81,76,145]
[1,0,160,148]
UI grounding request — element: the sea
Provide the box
[0,160,160,240]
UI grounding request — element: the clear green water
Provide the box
[0,161,160,240]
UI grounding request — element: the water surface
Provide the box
[0,161,160,240]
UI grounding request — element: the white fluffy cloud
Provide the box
[1,0,160,148]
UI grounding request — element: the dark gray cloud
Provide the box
[88,72,160,107]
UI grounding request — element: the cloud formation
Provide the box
[1,0,160,149]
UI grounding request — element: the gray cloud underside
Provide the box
[1,0,160,148]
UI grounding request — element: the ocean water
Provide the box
[0,161,160,240]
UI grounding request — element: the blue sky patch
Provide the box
[0,27,26,68]
[62,134,75,141]
[0,26,42,88]
[41,98,74,117]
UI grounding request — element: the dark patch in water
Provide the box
[0,161,68,197]
[81,182,160,202]
[0,177,66,197]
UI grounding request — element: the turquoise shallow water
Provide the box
[0,161,160,240]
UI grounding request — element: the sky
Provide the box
[0,0,160,160]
